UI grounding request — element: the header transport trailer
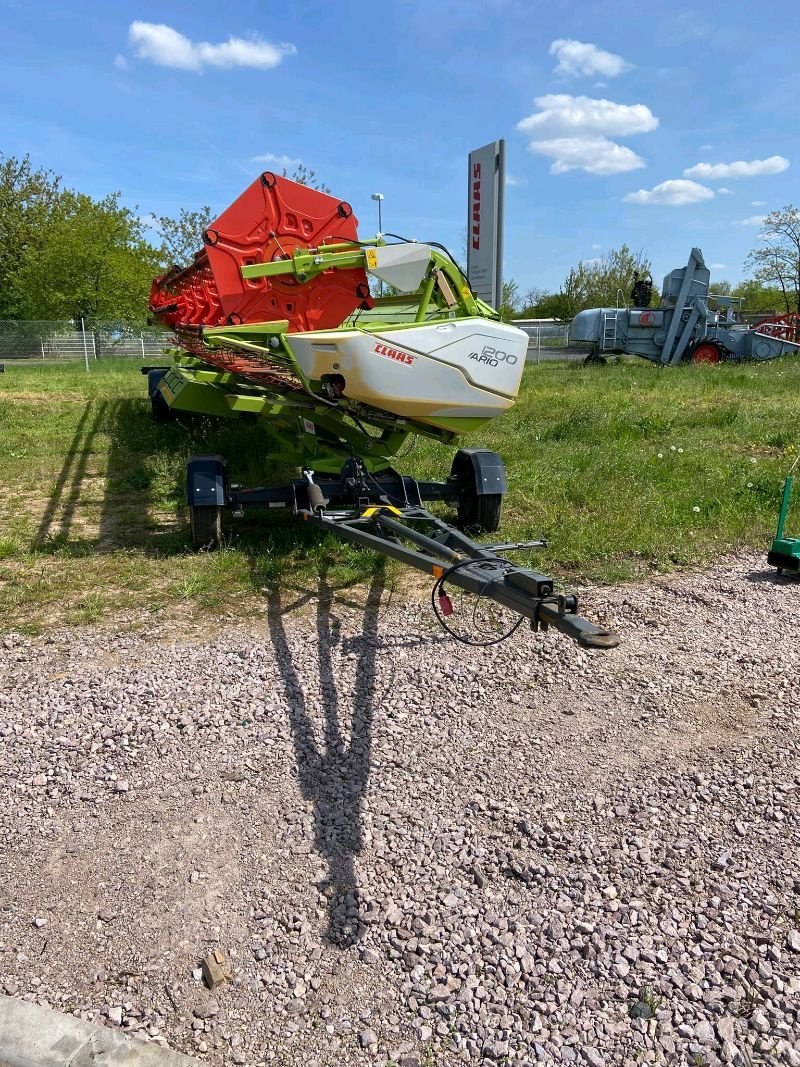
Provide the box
[144,173,618,650]
[570,248,800,366]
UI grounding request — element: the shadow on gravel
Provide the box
[744,568,798,585]
[266,557,387,947]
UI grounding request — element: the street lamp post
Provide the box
[371,192,384,235]
[371,193,384,296]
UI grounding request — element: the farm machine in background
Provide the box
[145,172,618,650]
[570,247,800,366]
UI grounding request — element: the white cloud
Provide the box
[517,94,657,176]
[624,179,715,206]
[699,144,713,151]
[128,21,296,71]
[716,187,733,195]
[518,94,658,138]
[251,152,303,168]
[531,136,645,175]
[591,243,602,250]
[113,53,128,71]
[709,264,727,270]
[683,156,789,180]
[549,39,632,78]
[581,257,603,268]
[505,173,525,186]
[737,215,766,227]
[752,199,766,206]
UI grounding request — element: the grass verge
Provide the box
[1,356,798,633]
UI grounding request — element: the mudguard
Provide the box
[451,448,507,496]
[186,454,228,508]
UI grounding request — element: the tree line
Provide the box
[500,208,800,323]
[3,151,798,326]
[0,153,328,327]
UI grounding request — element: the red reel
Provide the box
[149,174,371,335]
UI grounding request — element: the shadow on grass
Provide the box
[35,401,108,545]
[266,557,387,947]
[31,397,313,560]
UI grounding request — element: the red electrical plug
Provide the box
[438,591,454,616]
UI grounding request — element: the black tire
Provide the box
[457,489,503,534]
[190,505,223,550]
[151,392,174,423]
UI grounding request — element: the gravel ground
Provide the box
[1,552,799,1067]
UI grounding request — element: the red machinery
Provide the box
[753,312,800,344]
[149,173,372,337]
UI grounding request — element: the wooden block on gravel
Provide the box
[201,949,230,990]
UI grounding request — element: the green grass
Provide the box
[1,355,799,633]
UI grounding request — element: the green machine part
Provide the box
[768,475,800,573]
[157,241,500,474]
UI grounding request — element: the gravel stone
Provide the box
[0,551,798,1066]
[359,1029,377,1049]
[582,1049,606,1067]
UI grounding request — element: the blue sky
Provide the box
[1,0,797,296]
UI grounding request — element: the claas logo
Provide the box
[374,343,414,366]
[472,162,481,251]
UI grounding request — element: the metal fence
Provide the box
[0,320,169,365]
[0,317,586,369]
[512,319,585,363]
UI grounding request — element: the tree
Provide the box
[499,278,521,321]
[745,205,800,314]
[282,163,330,194]
[519,287,551,316]
[13,190,160,324]
[0,153,61,318]
[730,279,785,314]
[515,245,653,322]
[151,206,213,269]
[568,244,653,311]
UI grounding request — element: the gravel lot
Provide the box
[1,552,799,1067]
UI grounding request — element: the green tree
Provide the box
[570,245,653,311]
[151,206,213,269]
[0,153,61,318]
[499,278,521,321]
[745,205,800,314]
[518,245,653,322]
[13,190,160,324]
[730,278,785,314]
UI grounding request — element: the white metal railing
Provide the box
[0,320,169,368]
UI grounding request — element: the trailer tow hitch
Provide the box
[303,498,620,650]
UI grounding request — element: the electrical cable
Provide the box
[430,557,525,646]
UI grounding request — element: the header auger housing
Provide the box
[146,173,619,651]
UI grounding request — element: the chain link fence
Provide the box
[0,320,170,365]
[1,318,584,369]
[512,319,586,363]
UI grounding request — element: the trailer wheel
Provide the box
[692,342,723,364]
[457,487,503,534]
[190,505,223,550]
